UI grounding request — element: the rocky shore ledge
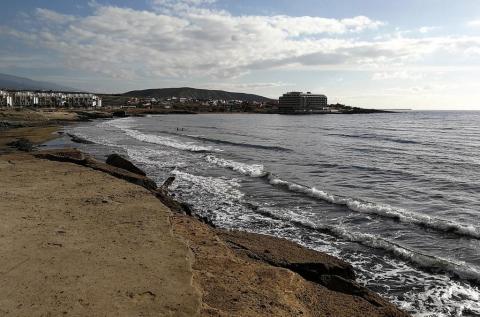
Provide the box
[0,137,409,316]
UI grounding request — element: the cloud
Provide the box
[151,0,217,14]
[1,4,480,82]
[372,71,425,80]
[35,8,76,24]
[468,20,480,27]
[419,26,439,34]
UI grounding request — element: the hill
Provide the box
[0,73,77,92]
[122,87,272,102]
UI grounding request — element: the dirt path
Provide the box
[0,153,201,316]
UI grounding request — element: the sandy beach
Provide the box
[0,111,409,316]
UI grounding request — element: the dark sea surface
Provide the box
[54,112,480,316]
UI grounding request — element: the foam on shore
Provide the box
[255,206,480,284]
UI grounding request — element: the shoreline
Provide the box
[0,110,409,316]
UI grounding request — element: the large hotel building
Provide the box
[278,92,328,114]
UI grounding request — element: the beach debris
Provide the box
[106,153,146,176]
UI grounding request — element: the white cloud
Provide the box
[419,26,438,34]
[2,4,480,82]
[151,0,217,14]
[372,71,424,80]
[35,8,76,24]
[468,20,480,27]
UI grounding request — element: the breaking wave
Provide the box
[205,155,267,177]
[255,207,480,284]
[123,129,221,153]
[189,135,291,151]
[329,133,420,145]
[266,174,480,239]
[200,152,480,240]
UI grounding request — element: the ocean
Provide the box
[53,111,480,316]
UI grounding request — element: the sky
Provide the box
[1,0,480,109]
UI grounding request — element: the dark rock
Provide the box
[112,110,129,118]
[180,203,193,216]
[0,121,26,129]
[75,111,113,120]
[153,188,187,213]
[6,138,34,152]
[106,154,146,176]
[196,215,216,228]
[161,176,175,189]
[67,133,95,144]
[318,275,386,308]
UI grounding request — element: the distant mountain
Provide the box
[122,87,273,102]
[0,73,77,92]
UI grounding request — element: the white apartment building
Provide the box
[0,90,10,106]
[0,90,102,108]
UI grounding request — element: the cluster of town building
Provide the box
[124,92,336,114]
[126,96,264,108]
[0,90,102,108]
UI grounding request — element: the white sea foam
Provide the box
[255,206,480,284]
[171,170,244,202]
[266,174,480,239]
[123,128,221,153]
[205,155,267,177]
[104,118,222,153]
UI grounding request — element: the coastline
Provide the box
[0,110,409,316]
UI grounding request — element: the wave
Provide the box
[329,133,420,145]
[265,174,480,240]
[255,207,480,284]
[122,128,221,153]
[185,134,292,152]
[200,152,480,240]
[205,155,267,177]
[144,128,291,151]
[104,118,221,153]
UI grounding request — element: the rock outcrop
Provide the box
[218,230,355,281]
[173,214,410,317]
[217,230,404,310]
[35,149,157,191]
